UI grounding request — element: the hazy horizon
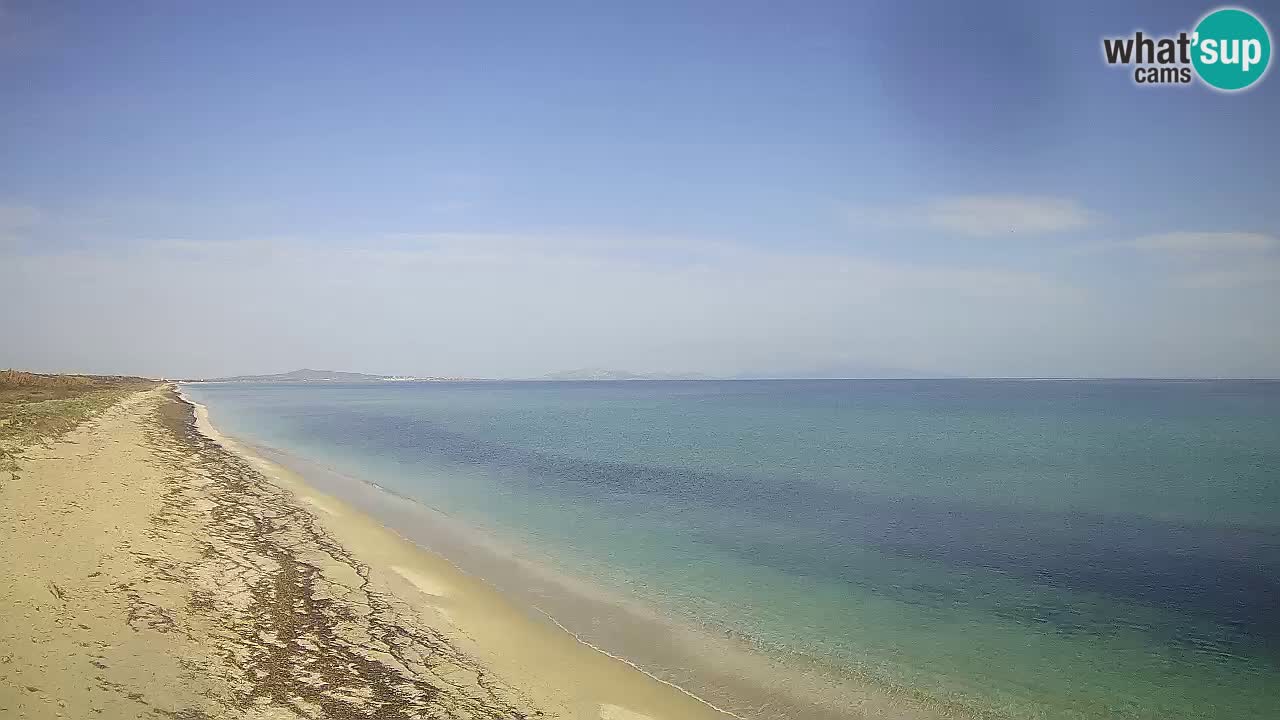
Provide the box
[99,367,1280,382]
[4,2,1278,379]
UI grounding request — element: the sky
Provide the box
[2,0,1278,379]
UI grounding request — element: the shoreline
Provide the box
[3,386,542,717]
[7,377,1276,719]
[179,386,953,720]
[178,386,756,720]
[2,385,744,719]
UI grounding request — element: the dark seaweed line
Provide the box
[115,389,544,719]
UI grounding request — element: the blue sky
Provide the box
[2,1,1278,378]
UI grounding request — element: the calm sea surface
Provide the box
[180,380,1280,719]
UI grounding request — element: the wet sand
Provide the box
[0,386,734,719]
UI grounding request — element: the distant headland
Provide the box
[189,369,458,383]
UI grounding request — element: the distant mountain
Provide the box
[196,369,433,383]
[537,363,941,381]
[196,365,943,384]
[539,368,713,381]
[736,361,947,380]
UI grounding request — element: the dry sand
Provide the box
[0,386,733,720]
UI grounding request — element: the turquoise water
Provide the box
[180,380,1280,719]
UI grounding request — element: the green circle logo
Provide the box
[1192,8,1271,91]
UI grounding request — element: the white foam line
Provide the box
[529,604,751,720]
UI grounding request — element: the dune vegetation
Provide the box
[0,370,155,476]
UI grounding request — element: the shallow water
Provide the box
[181,379,1280,719]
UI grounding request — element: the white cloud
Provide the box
[1121,232,1280,288]
[1132,232,1278,254]
[1,227,1090,377]
[6,203,1276,378]
[926,196,1091,237]
[122,231,1072,299]
[847,195,1092,238]
[1175,265,1280,289]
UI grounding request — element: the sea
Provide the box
[178,379,1280,719]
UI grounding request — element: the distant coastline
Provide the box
[191,368,1280,385]
[192,368,470,383]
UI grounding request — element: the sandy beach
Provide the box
[0,384,736,719]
